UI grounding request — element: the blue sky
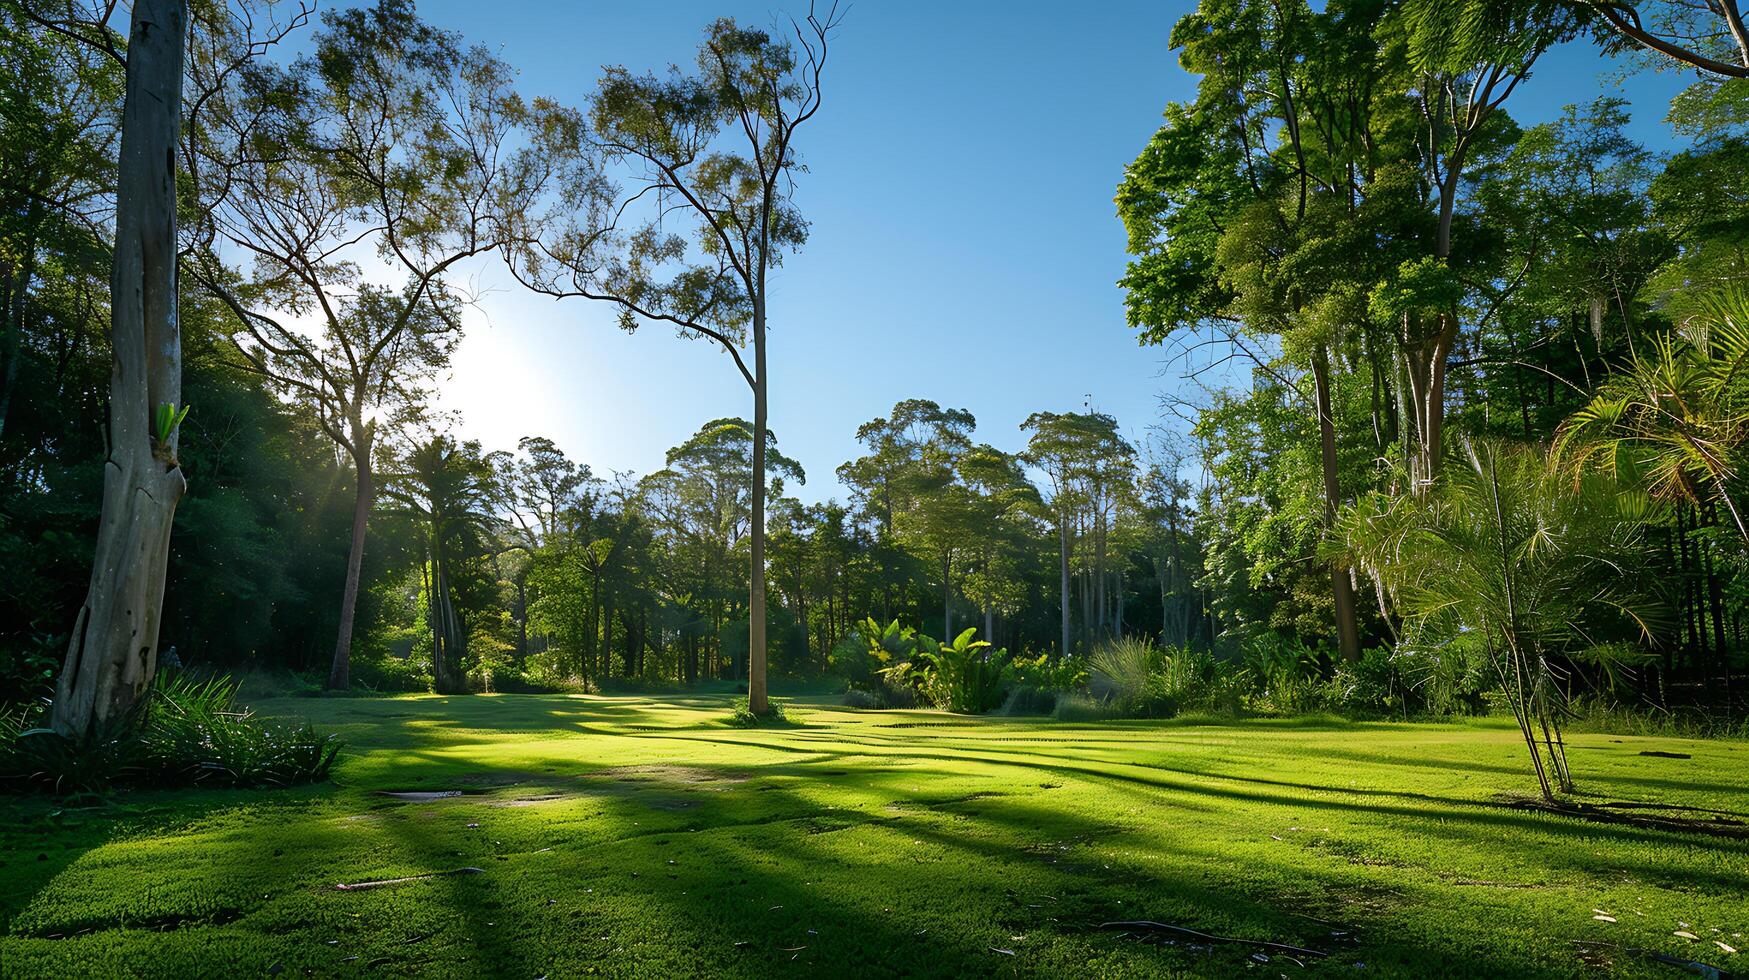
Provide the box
[413,1,1694,503]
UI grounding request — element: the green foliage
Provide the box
[1086,638,1178,719]
[0,672,339,796]
[916,628,1013,714]
[727,695,789,728]
[1010,652,1087,692]
[1339,439,1663,797]
[998,684,1059,716]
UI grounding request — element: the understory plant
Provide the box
[1339,439,1662,800]
[915,628,1013,714]
[1,671,341,796]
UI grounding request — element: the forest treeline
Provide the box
[4,0,1749,776]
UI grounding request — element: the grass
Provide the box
[1,694,1745,978]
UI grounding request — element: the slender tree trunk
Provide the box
[1057,515,1072,658]
[942,552,953,638]
[748,307,770,715]
[328,430,374,690]
[1313,345,1362,662]
[53,0,189,738]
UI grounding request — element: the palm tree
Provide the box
[1555,287,1749,541]
[383,436,503,694]
[1338,439,1661,800]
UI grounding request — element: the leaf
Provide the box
[1677,931,1701,940]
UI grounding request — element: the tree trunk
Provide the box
[1313,344,1362,662]
[1057,515,1072,658]
[53,0,189,739]
[748,308,770,715]
[942,552,953,638]
[327,430,374,690]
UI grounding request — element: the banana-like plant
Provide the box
[916,628,1012,714]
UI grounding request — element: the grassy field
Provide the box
[1,694,1745,978]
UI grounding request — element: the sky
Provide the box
[402,0,1695,504]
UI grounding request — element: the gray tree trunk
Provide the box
[1314,344,1362,662]
[328,428,374,690]
[1057,517,1072,658]
[748,304,770,715]
[53,0,189,738]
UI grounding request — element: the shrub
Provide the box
[999,684,1058,716]
[1051,692,1120,722]
[727,696,790,727]
[916,628,1013,713]
[1012,652,1088,692]
[1,672,341,797]
[1086,637,1178,718]
[841,688,881,709]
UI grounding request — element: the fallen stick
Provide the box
[1100,920,1328,958]
[334,867,484,891]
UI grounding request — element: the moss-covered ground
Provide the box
[2,694,1745,977]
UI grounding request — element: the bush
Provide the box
[1012,652,1087,692]
[351,652,431,693]
[1086,637,1178,718]
[1,672,341,796]
[1051,692,1120,722]
[727,696,790,727]
[915,629,1013,713]
[1000,684,1058,716]
[841,688,881,710]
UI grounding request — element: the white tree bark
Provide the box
[54,0,189,738]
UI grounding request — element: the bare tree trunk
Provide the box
[942,552,953,638]
[748,308,770,715]
[1313,345,1362,662]
[328,432,374,690]
[54,0,189,739]
[1057,517,1072,658]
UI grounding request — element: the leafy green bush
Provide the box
[1,672,340,796]
[728,696,790,727]
[841,688,881,709]
[915,628,1013,713]
[1051,692,1121,722]
[1012,652,1087,692]
[351,652,432,693]
[1086,637,1178,718]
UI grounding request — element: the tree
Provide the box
[50,0,187,738]
[189,0,560,689]
[1556,287,1749,540]
[381,435,502,694]
[1021,411,1134,657]
[641,418,802,685]
[509,8,841,716]
[1579,0,1749,77]
[1339,439,1660,799]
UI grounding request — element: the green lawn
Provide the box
[2,695,1746,978]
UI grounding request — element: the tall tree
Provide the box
[1022,411,1134,657]
[51,0,187,737]
[382,434,502,694]
[509,8,841,714]
[189,0,559,689]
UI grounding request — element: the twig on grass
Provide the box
[1100,920,1328,958]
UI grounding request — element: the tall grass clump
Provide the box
[1,671,340,797]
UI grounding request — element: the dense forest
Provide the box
[4,0,1748,731]
[5,2,1749,977]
